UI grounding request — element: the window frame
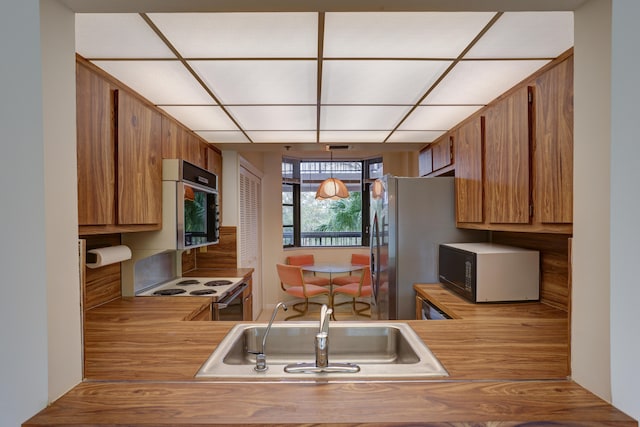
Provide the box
[282,156,382,248]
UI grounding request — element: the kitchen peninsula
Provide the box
[24,283,635,425]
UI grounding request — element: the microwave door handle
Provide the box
[215,282,247,309]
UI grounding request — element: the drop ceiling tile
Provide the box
[148,12,317,58]
[422,60,549,105]
[324,12,496,58]
[190,60,317,104]
[320,131,390,143]
[246,131,317,143]
[158,106,238,131]
[387,130,447,143]
[322,60,451,104]
[466,12,574,58]
[321,106,410,130]
[92,60,215,105]
[227,106,316,130]
[195,131,250,143]
[76,13,176,58]
[399,105,484,131]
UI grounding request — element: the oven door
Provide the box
[212,282,247,321]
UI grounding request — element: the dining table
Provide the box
[301,263,365,317]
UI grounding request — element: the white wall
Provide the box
[2,0,637,423]
[41,0,83,401]
[0,1,49,425]
[610,0,640,420]
[572,0,613,401]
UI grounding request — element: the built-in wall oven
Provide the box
[137,276,248,321]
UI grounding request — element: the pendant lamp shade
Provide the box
[316,177,350,200]
[315,149,350,200]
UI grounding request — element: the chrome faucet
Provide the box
[315,304,332,368]
[283,303,359,374]
[254,302,287,372]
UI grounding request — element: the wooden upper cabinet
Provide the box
[418,148,433,176]
[161,116,186,160]
[206,147,222,177]
[161,115,207,169]
[432,134,454,171]
[76,57,163,234]
[484,86,532,225]
[116,90,162,225]
[76,61,116,226]
[534,55,573,224]
[419,134,453,177]
[454,117,484,223]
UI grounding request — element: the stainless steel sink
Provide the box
[196,322,448,379]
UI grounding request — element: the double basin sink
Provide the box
[196,322,448,379]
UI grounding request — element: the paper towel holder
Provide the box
[85,245,132,269]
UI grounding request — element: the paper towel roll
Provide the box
[86,245,132,269]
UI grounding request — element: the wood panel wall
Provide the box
[82,234,122,312]
[182,226,238,272]
[492,232,570,312]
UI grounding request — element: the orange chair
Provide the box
[332,265,372,319]
[331,253,370,287]
[277,263,331,320]
[286,254,330,287]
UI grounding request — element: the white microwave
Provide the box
[438,242,540,303]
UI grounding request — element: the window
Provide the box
[282,156,382,248]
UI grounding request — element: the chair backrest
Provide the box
[352,265,372,294]
[276,263,305,289]
[286,254,315,266]
[351,253,370,266]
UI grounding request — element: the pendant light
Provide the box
[315,149,349,200]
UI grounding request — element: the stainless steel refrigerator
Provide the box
[370,175,487,320]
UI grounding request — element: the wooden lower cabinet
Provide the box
[243,278,253,321]
[189,304,212,321]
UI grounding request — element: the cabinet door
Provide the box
[184,132,206,168]
[455,117,484,223]
[432,134,453,171]
[161,116,187,160]
[484,86,531,224]
[76,62,115,226]
[535,56,573,224]
[117,90,162,225]
[418,148,433,176]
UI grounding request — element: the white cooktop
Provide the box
[136,277,244,300]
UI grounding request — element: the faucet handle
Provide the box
[319,304,332,334]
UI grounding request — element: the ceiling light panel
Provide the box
[196,131,250,143]
[321,106,411,130]
[147,13,317,58]
[158,106,238,131]
[399,105,484,131]
[92,60,215,105]
[320,131,391,143]
[227,106,316,131]
[324,12,496,58]
[190,60,316,104]
[76,13,176,59]
[422,60,549,105]
[465,12,574,58]
[387,130,447,143]
[322,60,451,105]
[246,131,317,143]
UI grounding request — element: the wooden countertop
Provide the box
[24,283,636,426]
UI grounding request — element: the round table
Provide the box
[301,264,365,317]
